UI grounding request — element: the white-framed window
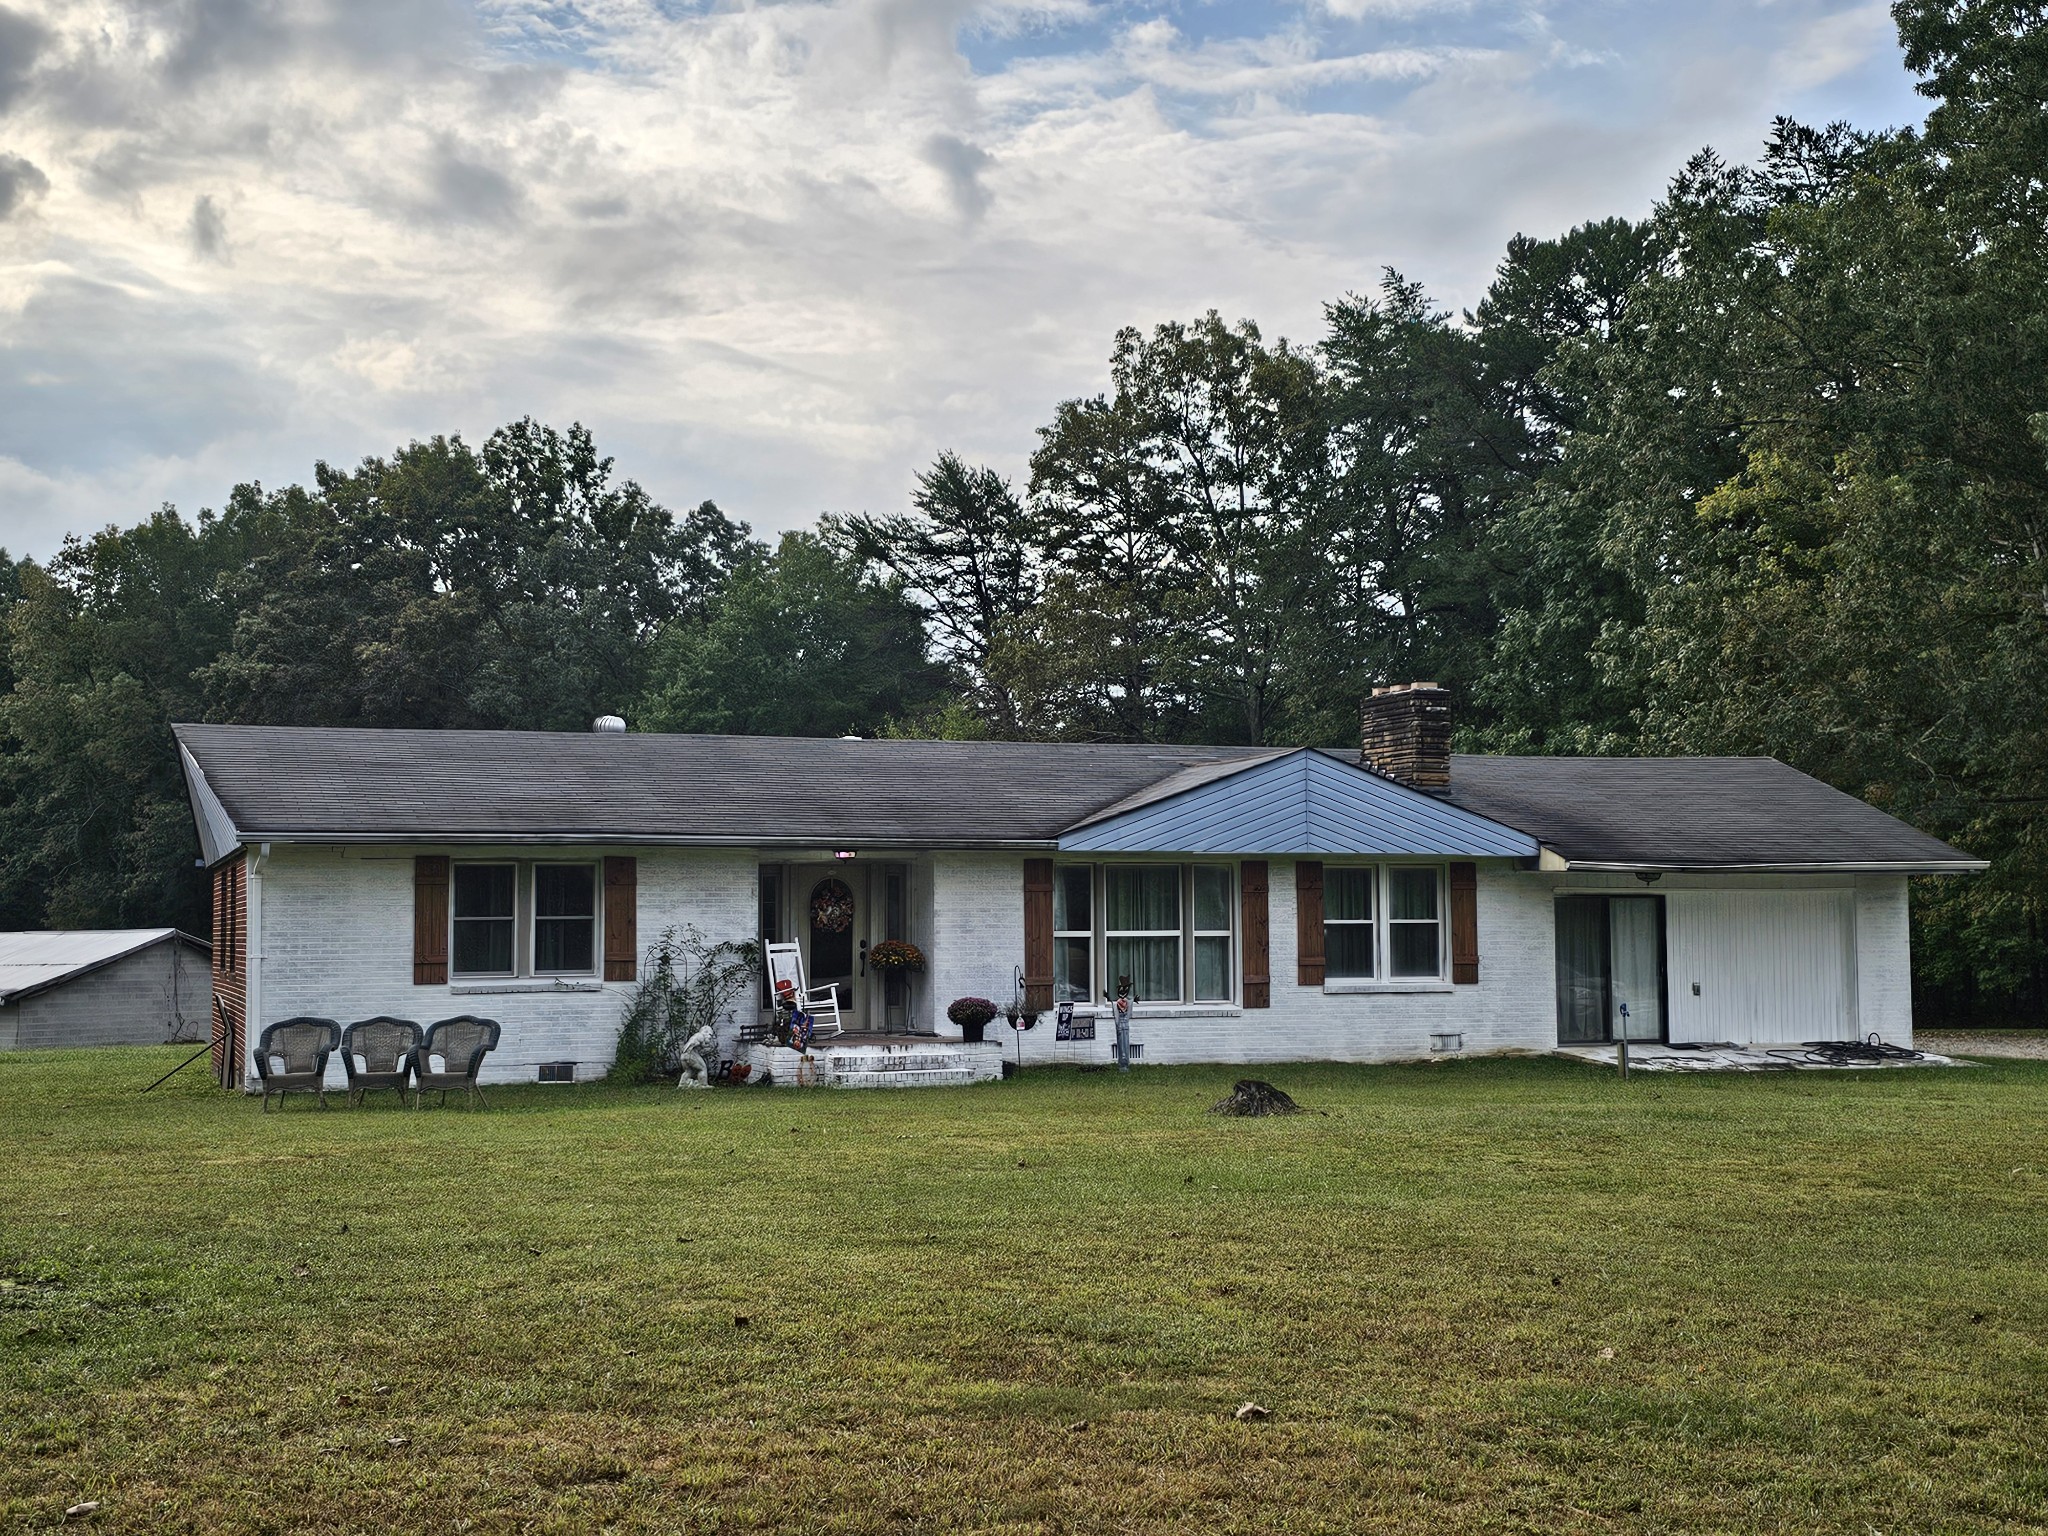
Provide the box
[1192,864,1234,1002]
[1056,862,1238,1005]
[452,862,517,977]
[1323,865,1446,982]
[1386,866,1443,979]
[1053,864,1093,1004]
[1106,865,1182,1002]
[533,862,599,975]
[1325,867,1375,979]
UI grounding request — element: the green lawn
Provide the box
[2,1049,2044,1534]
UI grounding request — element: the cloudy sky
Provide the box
[0,0,1926,561]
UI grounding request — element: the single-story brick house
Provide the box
[173,686,1983,1090]
[0,929,212,1050]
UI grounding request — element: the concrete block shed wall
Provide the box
[250,844,757,1089]
[5,942,211,1049]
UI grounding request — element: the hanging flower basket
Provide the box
[809,879,855,934]
[867,940,927,973]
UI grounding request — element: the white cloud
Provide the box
[0,0,1924,560]
[1315,0,1476,18]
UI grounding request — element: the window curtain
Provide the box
[1323,868,1373,978]
[1107,937,1179,1000]
[1107,866,1180,1000]
[1609,897,1663,1040]
[1106,867,1179,930]
[1554,896,1609,1044]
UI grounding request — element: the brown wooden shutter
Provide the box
[604,856,638,982]
[1449,861,1479,984]
[1240,860,1270,1008]
[1022,858,1055,1012]
[413,855,449,985]
[1295,860,1325,986]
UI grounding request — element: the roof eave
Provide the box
[1552,859,1990,875]
[223,831,1066,851]
[178,741,242,866]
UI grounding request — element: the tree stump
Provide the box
[1209,1079,1300,1116]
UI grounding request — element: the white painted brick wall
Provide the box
[1854,874,1913,1046]
[926,850,1032,1040]
[930,853,1558,1068]
[247,845,1925,1087]
[253,844,757,1088]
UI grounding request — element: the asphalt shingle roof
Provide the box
[172,724,1982,869]
[174,724,1276,846]
[1436,753,1975,869]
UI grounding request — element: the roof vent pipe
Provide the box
[1361,683,1451,791]
[592,715,627,734]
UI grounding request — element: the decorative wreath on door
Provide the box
[810,879,855,934]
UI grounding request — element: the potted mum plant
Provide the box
[866,940,926,974]
[947,995,998,1045]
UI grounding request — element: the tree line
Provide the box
[3,0,2041,1021]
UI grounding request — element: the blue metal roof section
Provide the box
[1057,749,1540,857]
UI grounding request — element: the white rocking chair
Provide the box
[764,942,845,1039]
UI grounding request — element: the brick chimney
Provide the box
[1361,683,1452,791]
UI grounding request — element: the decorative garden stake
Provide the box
[1005,966,1037,1074]
[1617,1002,1631,1081]
[1105,975,1137,1072]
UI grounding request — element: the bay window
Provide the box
[1323,865,1446,983]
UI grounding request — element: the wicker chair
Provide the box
[411,1016,501,1109]
[340,1017,422,1107]
[253,1018,342,1112]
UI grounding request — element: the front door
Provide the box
[796,866,862,1030]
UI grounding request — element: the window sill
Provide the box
[450,978,605,995]
[1068,1004,1242,1020]
[1323,980,1455,996]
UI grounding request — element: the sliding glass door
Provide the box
[1554,895,1666,1044]
[1608,897,1664,1040]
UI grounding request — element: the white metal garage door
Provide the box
[1664,890,1854,1044]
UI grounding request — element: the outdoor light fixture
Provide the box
[833,850,857,861]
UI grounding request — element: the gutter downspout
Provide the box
[243,842,269,1092]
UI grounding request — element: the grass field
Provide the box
[2,1048,2045,1534]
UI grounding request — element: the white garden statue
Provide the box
[675,1023,717,1090]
